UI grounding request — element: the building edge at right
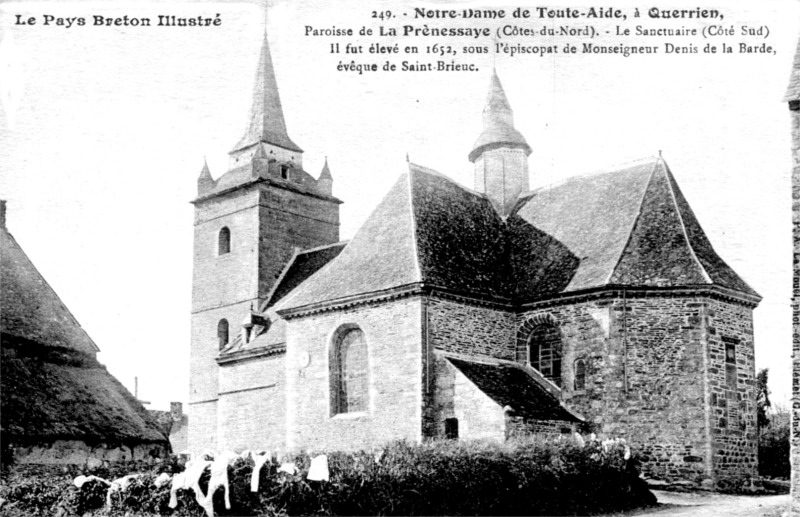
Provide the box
[788,32,800,513]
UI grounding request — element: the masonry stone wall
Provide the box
[428,353,506,442]
[704,299,757,486]
[427,298,516,360]
[257,186,339,300]
[11,440,167,465]
[505,416,578,438]
[285,298,423,451]
[217,354,285,451]
[518,295,755,486]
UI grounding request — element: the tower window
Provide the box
[574,359,586,390]
[218,227,231,255]
[527,320,563,387]
[330,326,368,415]
[217,319,229,350]
[280,165,289,179]
[723,337,739,389]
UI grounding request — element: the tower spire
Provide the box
[468,70,531,163]
[231,24,302,155]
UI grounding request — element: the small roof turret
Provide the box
[319,157,332,180]
[468,71,531,163]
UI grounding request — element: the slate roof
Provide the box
[0,223,166,444]
[784,34,800,102]
[446,356,582,422]
[279,156,758,313]
[264,242,347,309]
[469,71,531,162]
[194,159,329,202]
[231,30,301,153]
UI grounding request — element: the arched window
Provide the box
[527,321,562,387]
[217,319,229,349]
[218,227,231,255]
[574,359,586,390]
[330,327,368,415]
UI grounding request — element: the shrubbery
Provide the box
[0,437,655,516]
[759,422,790,479]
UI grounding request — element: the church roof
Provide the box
[231,30,302,154]
[446,356,583,422]
[784,34,800,102]
[279,157,758,314]
[1,226,99,354]
[264,242,348,310]
[469,71,531,162]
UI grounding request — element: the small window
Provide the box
[280,165,289,179]
[330,327,368,415]
[445,418,459,440]
[218,227,231,255]
[574,359,586,390]
[217,319,229,349]
[724,339,738,389]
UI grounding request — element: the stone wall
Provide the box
[705,299,757,486]
[285,297,423,451]
[427,298,515,360]
[518,294,755,486]
[217,354,285,451]
[10,440,167,465]
[428,353,506,442]
[505,416,578,438]
[257,186,339,300]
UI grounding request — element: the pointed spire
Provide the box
[197,158,215,195]
[468,70,531,163]
[231,26,302,154]
[319,156,332,179]
[198,158,212,180]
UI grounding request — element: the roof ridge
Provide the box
[661,159,713,284]
[531,155,661,194]
[406,169,424,283]
[604,157,660,285]
[408,161,486,199]
[297,240,348,255]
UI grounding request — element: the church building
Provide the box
[189,28,761,488]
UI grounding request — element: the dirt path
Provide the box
[627,489,791,517]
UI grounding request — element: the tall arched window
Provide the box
[574,359,586,390]
[218,227,231,255]
[330,327,368,415]
[217,319,229,349]
[527,321,562,387]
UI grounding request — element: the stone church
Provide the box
[189,28,761,487]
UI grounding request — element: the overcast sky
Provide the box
[0,0,797,410]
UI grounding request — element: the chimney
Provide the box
[170,402,183,423]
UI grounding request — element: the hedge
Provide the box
[0,437,656,516]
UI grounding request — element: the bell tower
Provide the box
[187,25,341,453]
[468,71,532,217]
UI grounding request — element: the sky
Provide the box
[0,0,797,411]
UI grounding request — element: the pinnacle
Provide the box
[319,157,332,179]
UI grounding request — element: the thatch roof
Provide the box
[1,341,166,443]
[0,223,167,445]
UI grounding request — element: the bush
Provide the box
[1,437,656,516]
[759,422,790,479]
